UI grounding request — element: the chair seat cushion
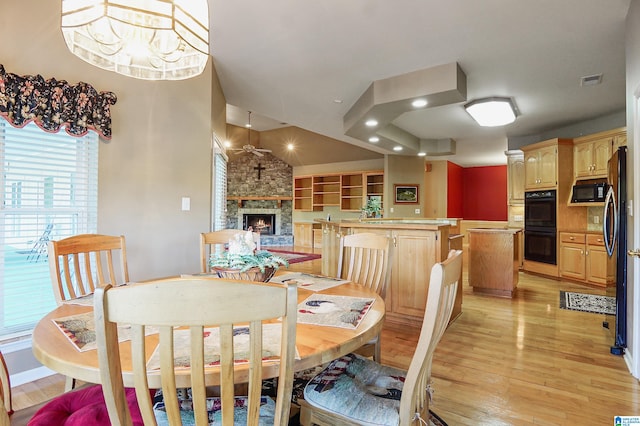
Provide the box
[27,384,147,426]
[303,353,407,426]
[152,389,277,425]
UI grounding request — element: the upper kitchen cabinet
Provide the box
[522,138,573,190]
[612,130,627,152]
[573,130,616,179]
[506,152,524,205]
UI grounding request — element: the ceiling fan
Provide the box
[231,111,272,157]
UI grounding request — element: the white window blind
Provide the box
[0,119,98,339]
[213,137,227,231]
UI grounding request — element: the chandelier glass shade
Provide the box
[61,0,209,80]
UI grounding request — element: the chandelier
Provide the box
[61,0,209,81]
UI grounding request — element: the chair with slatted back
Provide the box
[299,249,462,426]
[94,276,297,426]
[200,229,261,273]
[47,233,129,305]
[337,232,392,362]
[47,233,129,392]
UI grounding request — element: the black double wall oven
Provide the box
[524,190,557,264]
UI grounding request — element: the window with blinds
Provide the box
[0,119,98,339]
[213,137,227,231]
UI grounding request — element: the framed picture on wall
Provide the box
[394,184,419,204]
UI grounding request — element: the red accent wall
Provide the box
[461,165,508,220]
[447,161,464,218]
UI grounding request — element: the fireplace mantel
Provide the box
[227,196,293,208]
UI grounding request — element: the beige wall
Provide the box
[1,1,223,280]
[423,160,448,217]
[384,155,427,218]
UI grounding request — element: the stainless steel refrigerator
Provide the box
[603,145,627,355]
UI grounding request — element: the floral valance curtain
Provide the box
[0,64,117,140]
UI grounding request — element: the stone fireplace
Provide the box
[225,144,293,245]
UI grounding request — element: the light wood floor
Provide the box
[11,248,640,425]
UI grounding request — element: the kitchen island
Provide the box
[315,218,461,327]
[468,227,522,298]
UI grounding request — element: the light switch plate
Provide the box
[414,208,421,214]
[181,197,190,211]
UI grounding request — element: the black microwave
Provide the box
[571,182,608,203]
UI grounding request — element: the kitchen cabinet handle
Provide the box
[628,249,640,257]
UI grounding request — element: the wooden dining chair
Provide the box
[200,229,261,273]
[299,249,462,426]
[48,233,129,305]
[337,232,392,361]
[1,350,12,426]
[47,233,129,391]
[94,276,298,426]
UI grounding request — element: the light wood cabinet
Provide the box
[523,145,558,190]
[340,173,364,211]
[320,221,342,277]
[586,234,615,285]
[312,175,340,209]
[389,229,439,319]
[293,171,384,212]
[507,152,524,205]
[469,228,521,298]
[293,222,314,248]
[294,176,313,211]
[334,221,450,328]
[559,232,614,286]
[365,172,384,211]
[559,232,586,281]
[573,137,611,179]
[613,132,627,152]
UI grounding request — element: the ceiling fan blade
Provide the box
[253,150,264,157]
[256,148,272,153]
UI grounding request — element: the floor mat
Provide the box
[559,291,615,315]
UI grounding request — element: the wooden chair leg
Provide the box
[64,376,76,392]
[373,334,381,363]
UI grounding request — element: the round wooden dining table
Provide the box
[31,275,385,388]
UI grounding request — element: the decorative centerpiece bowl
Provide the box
[209,231,289,282]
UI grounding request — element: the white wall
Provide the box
[625,0,639,377]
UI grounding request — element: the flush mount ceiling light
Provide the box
[464,97,518,127]
[365,119,378,127]
[368,136,380,143]
[61,0,209,81]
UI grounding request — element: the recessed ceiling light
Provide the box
[224,141,231,147]
[245,124,252,128]
[287,143,294,150]
[412,99,428,108]
[417,152,426,157]
[393,146,403,152]
[369,136,380,143]
[365,119,378,127]
[333,99,343,104]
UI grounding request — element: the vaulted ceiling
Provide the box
[211,0,630,167]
